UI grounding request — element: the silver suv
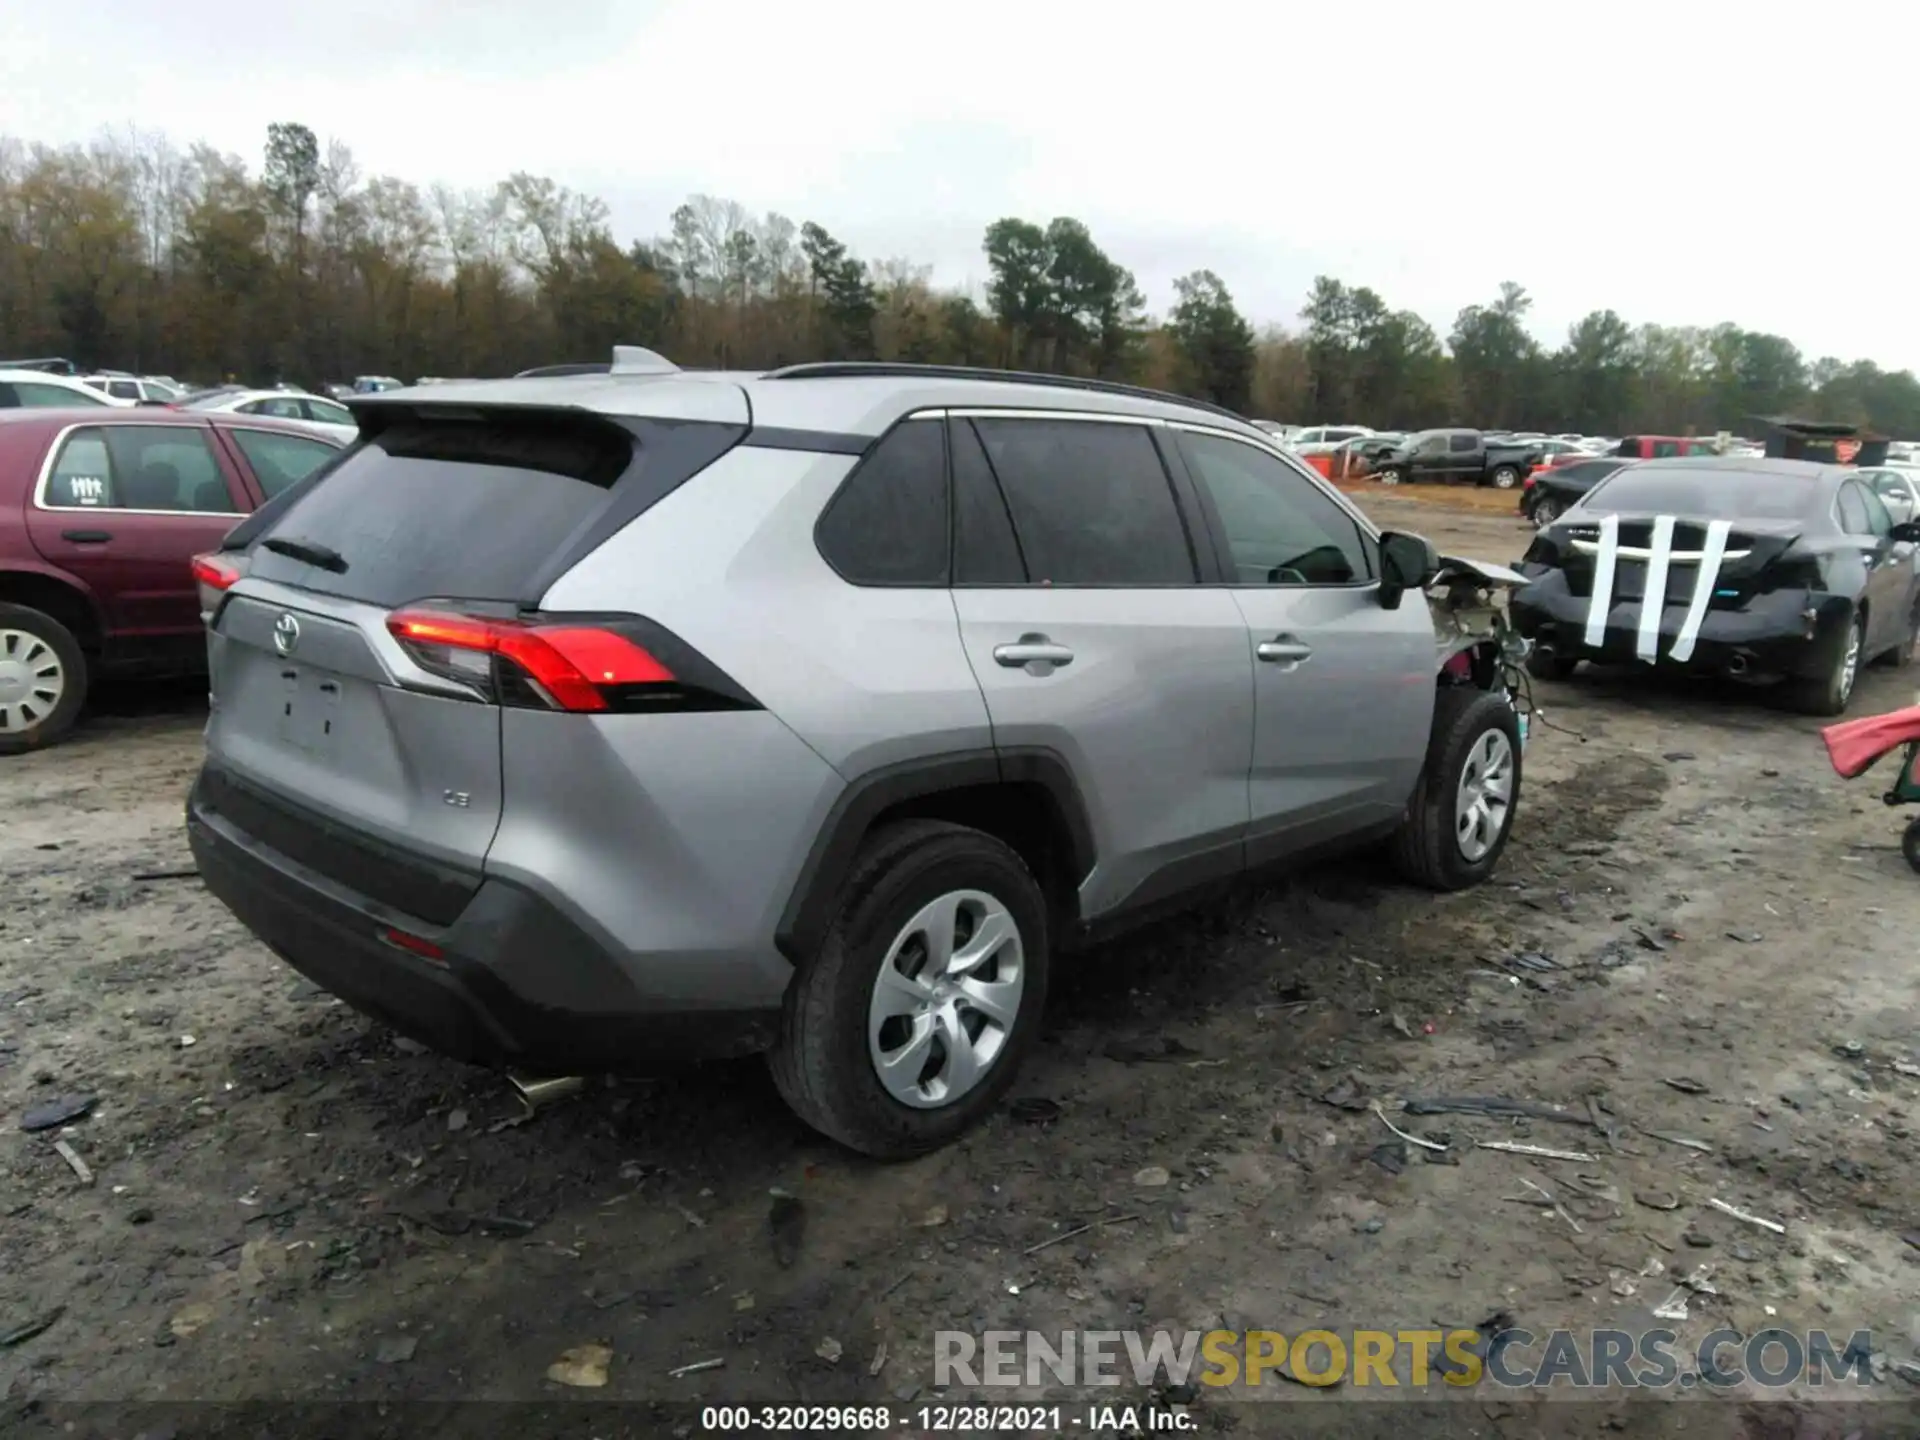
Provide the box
[186,352,1528,1157]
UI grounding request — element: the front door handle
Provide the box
[1257,635,1314,665]
[993,635,1075,671]
[62,529,112,543]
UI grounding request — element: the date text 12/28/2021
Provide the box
[699,1404,1196,1433]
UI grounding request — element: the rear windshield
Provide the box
[246,417,633,607]
[1581,465,1817,522]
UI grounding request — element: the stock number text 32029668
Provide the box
[701,1404,1194,1433]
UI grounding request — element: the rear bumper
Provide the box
[1511,575,1853,679]
[187,768,780,1072]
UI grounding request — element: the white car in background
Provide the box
[0,368,136,408]
[179,387,357,444]
[1858,463,1920,525]
[1287,424,1375,456]
[81,372,184,404]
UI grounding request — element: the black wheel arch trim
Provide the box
[774,746,1097,966]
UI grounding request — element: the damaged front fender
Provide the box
[1427,552,1533,675]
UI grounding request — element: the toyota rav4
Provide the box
[186,352,1530,1157]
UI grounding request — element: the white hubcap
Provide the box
[0,628,64,734]
[1455,728,1515,863]
[868,890,1024,1109]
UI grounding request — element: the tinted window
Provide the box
[1837,483,1872,535]
[246,416,635,606]
[815,419,948,585]
[1584,466,1819,522]
[1180,431,1372,586]
[44,425,235,512]
[1449,432,1478,453]
[1556,460,1625,486]
[1862,485,1894,535]
[229,428,341,499]
[951,419,1025,583]
[242,396,309,421]
[973,418,1194,585]
[107,380,139,400]
[7,381,109,408]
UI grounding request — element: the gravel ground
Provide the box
[3,495,1918,1437]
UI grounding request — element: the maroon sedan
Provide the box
[0,408,349,752]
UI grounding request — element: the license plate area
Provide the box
[275,665,347,755]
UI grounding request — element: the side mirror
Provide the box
[1889,521,1920,544]
[1378,531,1440,610]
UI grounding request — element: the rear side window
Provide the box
[2,381,109,408]
[229,428,340,498]
[43,425,235,512]
[246,417,634,606]
[951,419,1026,584]
[972,418,1195,585]
[815,419,948,585]
[1837,483,1871,535]
[1449,433,1478,453]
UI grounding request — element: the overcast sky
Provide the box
[3,0,1912,371]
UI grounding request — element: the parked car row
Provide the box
[0,409,348,752]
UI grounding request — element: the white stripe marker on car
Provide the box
[1668,520,1733,664]
[1583,513,1621,650]
[1636,515,1677,664]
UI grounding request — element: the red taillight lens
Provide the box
[380,926,445,963]
[386,609,674,713]
[191,553,242,590]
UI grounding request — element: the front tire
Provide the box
[769,819,1050,1158]
[1531,496,1563,526]
[0,604,87,756]
[1377,467,1405,486]
[1787,610,1864,717]
[1489,465,1522,490]
[1389,687,1523,891]
[1892,594,1920,669]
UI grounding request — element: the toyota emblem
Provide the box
[273,613,301,656]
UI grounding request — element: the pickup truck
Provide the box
[1371,429,1547,490]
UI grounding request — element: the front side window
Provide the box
[972,417,1194,586]
[43,425,234,512]
[1178,430,1372,586]
[229,428,341,499]
[814,419,949,585]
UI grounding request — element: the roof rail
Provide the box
[760,362,1248,425]
[514,362,610,378]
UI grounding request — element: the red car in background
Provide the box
[0,409,348,752]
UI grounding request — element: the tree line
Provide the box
[3,122,1917,438]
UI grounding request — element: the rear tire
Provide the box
[1531,496,1563,526]
[0,604,87,756]
[1787,610,1864,717]
[1489,465,1522,490]
[1389,687,1524,891]
[1526,645,1580,681]
[1903,816,1920,875]
[768,819,1050,1159]
[1377,468,1405,486]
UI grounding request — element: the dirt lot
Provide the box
[3,492,1919,1436]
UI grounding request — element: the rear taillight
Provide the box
[387,608,677,713]
[192,551,246,621]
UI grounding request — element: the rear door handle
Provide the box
[62,529,112,543]
[1257,636,1314,664]
[993,636,1074,670]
